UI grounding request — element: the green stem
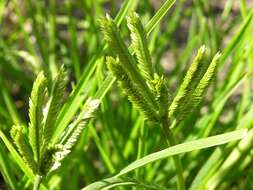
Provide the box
[33,175,42,190]
[162,119,185,190]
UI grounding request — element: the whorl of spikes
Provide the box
[100,14,158,112]
[178,53,221,120]
[169,46,206,120]
[101,12,221,126]
[169,48,221,122]
[10,68,100,178]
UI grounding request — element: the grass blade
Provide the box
[0,130,47,190]
[145,0,176,34]
[0,142,18,190]
[219,10,253,66]
[82,176,169,190]
[116,129,247,177]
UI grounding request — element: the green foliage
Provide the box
[0,0,252,189]
[84,129,247,189]
[102,12,219,127]
[101,12,222,190]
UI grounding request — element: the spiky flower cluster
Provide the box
[10,67,99,177]
[101,12,221,125]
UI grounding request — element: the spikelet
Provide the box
[44,99,100,171]
[39,144,62,175]
[107,57,159,121]
[169,46,206,120]
[153,74,169,119]
[11,125,37,172]
[63,98,100,150]
[28,71,47,163]
[127,12,154,83]
[100,15,158,111]
[43,66,67,147]
[176,52,221,121]
[189,53,221,108]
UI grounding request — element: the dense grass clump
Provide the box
[0,0,253,189]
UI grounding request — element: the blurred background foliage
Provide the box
[0,0,253,189]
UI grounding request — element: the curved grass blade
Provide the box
[0,142,18,190]
[145,0,176,35]
[82,176,169,190]
[0,130,48,190]
[219,10,253,66]
[83,130,246,190]
[116,129,247,177]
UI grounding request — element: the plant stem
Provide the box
[162,119,185,190]
[33,175,42,190]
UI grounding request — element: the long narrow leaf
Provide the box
[0,130,47,190]
[116,129,246,177]
[82,176,169,190]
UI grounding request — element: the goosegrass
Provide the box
[0,0,253,189]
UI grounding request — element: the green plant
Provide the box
[0,0,253,189]
[101,11,221,190]
[7,68,99,190]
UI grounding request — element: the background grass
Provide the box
[0,0,253,189]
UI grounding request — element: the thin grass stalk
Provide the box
[162,119,185,190]
[33,175,42,190]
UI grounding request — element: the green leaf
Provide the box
[1,81,22,125]
[114,0,137,25]
[116,129,247,177]
[0,130,48,190]
[0,142,18,190]
[219,10,253,66]
[145,0,176,35]
[82,176,169,190]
